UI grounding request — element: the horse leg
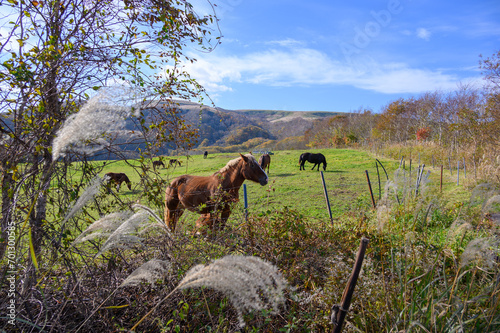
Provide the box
[219,205,232,230]
[195,213,216,235]
[164,186,183,232]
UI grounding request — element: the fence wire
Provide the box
[162,161,468,231]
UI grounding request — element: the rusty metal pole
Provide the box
[331,237,370,333]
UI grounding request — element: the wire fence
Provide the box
[162,157,472,233]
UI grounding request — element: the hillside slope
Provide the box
[0,100,344,158]
[175,100,343,147]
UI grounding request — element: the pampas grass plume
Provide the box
[62,175,104,225]
[52,87,133,161]
[72,211,133,244]
[177,255,287,328]
[96,210,149,257]
[130,255,288,330]
[120,259,172,288]
[460,237,500,269]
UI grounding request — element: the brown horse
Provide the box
[258,153,271,174]
[164,153,268,232]
[104,172,132,192]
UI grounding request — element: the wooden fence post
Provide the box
[320,171,333,224]
[331,237,370,333]
[365,170,376,209]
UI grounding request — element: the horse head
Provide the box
[239,153,268,186]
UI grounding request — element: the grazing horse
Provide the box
[299,152,327,171]
[258,153,271,174]
[203,151,208,159]
[169,159,182,167]
[164,153,268,232]
[153,160,165,169]
[104,172,132,192]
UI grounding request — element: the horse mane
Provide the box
[216,154,256,175]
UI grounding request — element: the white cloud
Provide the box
[181,46,468,95]
[265,38,305,47]
[355,64,460,93]
[416,28,431,40]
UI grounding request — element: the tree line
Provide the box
[304,51,500,161]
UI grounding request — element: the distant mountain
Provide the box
[1,100,344,159]
[174,100,343,147]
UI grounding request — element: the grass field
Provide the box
[97,148,471,226]
[8,148,498,332]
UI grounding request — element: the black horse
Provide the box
[152,160,165,169]
[203,151,208,159]
[299,153,327,171]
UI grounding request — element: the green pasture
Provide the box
[91,148,471,227]
[12,148,494,332]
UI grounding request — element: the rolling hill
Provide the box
[0,100,344,159]
[175,100,343,148]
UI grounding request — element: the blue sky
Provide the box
[185,0,500,113]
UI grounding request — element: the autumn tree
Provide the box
[0,0,216,282]
[344,108,377,144]
[375,98,412,142]
[480,50,500,146]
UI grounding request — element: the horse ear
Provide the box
[239,153,249,162]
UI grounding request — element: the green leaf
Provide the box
[104,304,130,309]
[28,226,39,271]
